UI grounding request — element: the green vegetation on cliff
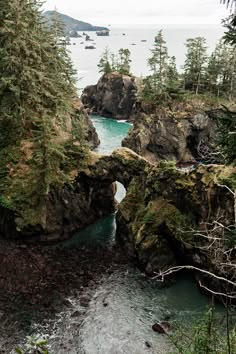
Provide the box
[0,1,88,229]
[98,47,132,75]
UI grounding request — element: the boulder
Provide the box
[152,322,170,334]
[85,45,96,49]
[81,72,137,120]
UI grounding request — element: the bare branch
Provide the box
[154,265,236,288]
[199,280,236,299]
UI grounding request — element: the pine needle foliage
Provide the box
[0,1,88,229]
[211,107,236,164]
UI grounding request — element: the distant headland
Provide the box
[43,11,109,33]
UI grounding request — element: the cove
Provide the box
[49,115,221,354]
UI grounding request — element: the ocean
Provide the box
[68,25,225,92]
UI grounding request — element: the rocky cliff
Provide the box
[115,156,236,296]
[0,148,147,242]
[0,99,101,242]
[0,162,116,242]
[122,108,217,164]
[82,72,219,163]
[81,72,137,120]
[74,98,100,149]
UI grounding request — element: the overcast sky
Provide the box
[43,0,229,26]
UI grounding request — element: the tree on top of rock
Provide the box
[97,47,113,74]
[97,47,132,75]
[116,48,132,75]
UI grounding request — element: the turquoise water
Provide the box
[91,114,131,202]
[91,115,131,154]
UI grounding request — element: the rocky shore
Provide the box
[0,238,128,352]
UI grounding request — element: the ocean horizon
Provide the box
[68,24,225,92]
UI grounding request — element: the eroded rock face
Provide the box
[73,98,100,149]
[0,146,235,299]
[0,148,147,242]
[116,158,236,296]
[81,72,137,120]
[0,176,116,242]
[122,111,217,163]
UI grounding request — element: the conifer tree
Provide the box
[147,30,169,97]
[212,108,236,164]
[117,48,132,75]
[183,37,208,94]
[97,47,132,75]
[166,56,180,94]
[206,39,236,99]
[0,1,87,228]
[97,47,112,74]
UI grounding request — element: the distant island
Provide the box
[43,11,109,34]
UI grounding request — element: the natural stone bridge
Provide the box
[0,147,235,252]
[1,146,235,297]
[84,147,150,189]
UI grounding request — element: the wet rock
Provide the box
[80,295,91,307]
[71,310,81,318]
[85,45,96,49]
[152,322,169,334]
[145,341,152,348]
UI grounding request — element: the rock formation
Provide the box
[0,148,147,242]
[0,99,101,242]
[115,154,236,296]
[81,73,137,120]
[0,145,235,297]
[122,109,217,164]
[73,98,100,149]
[82,72,218,163]
[0,154,116,241]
